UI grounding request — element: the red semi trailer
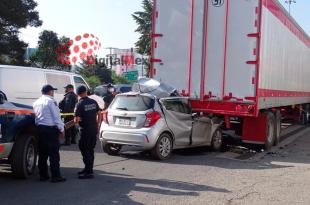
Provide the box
[150,0,310,150]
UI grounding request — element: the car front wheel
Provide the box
[11,135,37,179]
[211,129,224,152]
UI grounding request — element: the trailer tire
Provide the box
[11,135,37,179]
[274,110,282,145]
[265,112,275,151]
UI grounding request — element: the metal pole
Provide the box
[285,0,296,15]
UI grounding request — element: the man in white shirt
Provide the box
[33,85,66,183]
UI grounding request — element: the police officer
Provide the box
[74,85,102,179]
[103,83,115,110]
[33,85,66,183]
[59,84,78,145]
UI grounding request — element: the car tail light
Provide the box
[102,111,109,124]
[144,112,161,127]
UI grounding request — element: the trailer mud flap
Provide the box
[242,114,267,144]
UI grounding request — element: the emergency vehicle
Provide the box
[0,90,37,178]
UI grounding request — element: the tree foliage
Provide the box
[77,62,113,88]
[132,0,153,76]
[112,71,130,84]
[0,0,42,65]
[30,30,71,70]
[84,75,101,90]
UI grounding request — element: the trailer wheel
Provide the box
[274,110,282,145]
[11,135,37,179]
[265,112,275,151]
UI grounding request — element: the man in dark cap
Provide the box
[59,84,78,145]
[74,85,102,179]
[103,83,115,110]
[33,85,66,183]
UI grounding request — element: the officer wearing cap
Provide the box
[74,85,102,179]
[59,84,78,145]
[33,85,66,183]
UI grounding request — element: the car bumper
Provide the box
[0,143,13,159]
[100,131,155,149]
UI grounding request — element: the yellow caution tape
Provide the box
[61,113,75,117]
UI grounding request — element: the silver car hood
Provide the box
[132,78,178,98]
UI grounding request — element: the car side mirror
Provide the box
[192,113,198,118]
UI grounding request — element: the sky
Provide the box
[20,0,310,52]
[20,0,142,50]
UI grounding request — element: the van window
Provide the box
[46,73,71,94]
[74,76,87,88]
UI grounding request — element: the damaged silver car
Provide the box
[99,78,224,160]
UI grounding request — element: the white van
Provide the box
[0,65,89,106]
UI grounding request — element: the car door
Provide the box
[159,97,193,146]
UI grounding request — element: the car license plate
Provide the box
[118,118,131,126]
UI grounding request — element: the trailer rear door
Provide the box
[152,0,192,94]
[152,0,260,103]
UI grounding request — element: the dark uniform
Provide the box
[75,97,100,175]
[59,90,78,145]
[103,84,115,110]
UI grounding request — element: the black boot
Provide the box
[78,173,94,179]
[51,176,66,183]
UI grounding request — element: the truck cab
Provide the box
[0,90,37,178]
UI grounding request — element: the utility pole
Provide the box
[105,47,118,69]
[285,0,296,15]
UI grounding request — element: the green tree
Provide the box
[30,30,71,70]
[112,71,130,84]
[0,0,42,65]
[132,0,153,76]
[84,75,101,90]
[77,61,113,84]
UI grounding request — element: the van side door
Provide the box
[45,73,71,103]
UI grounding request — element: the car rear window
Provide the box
[110,95,154,111]
[119,87,132,93]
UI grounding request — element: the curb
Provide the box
[249,125,310,162]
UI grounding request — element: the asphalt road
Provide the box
[1,127,310,205]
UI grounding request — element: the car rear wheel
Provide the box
[151,133,173,160]
[11,135,37,179]
[102,143,122,156]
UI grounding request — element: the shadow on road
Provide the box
[116,145,297,171]
[0,167,230,205]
